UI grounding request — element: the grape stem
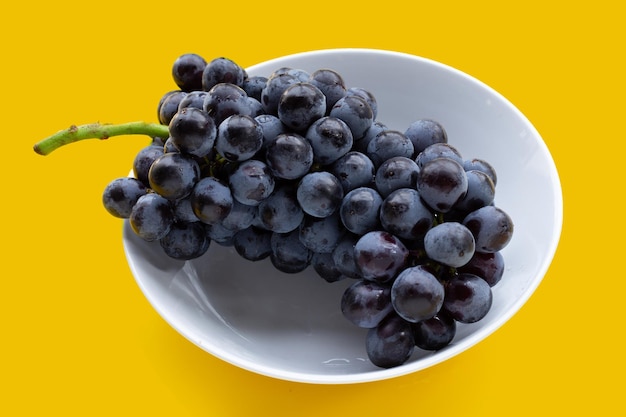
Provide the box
[33,121,169,156]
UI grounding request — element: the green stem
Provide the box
[33,121,169,156]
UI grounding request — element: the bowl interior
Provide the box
[123,49,563,384]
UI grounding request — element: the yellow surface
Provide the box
[2,1,622,415]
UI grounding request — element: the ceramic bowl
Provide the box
[123,48,563,384]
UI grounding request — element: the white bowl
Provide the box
[123,48,563,384]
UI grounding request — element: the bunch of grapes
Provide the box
[99,53,514,369]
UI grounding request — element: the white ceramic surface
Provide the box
[123,49,563,384]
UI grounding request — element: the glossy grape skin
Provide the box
[412,312,456,351]
[257,184,304,233]
[305,116,353,165]
[177,90,208,111]
[463,158,498,186]
[203,83,251,125]
[129,193,174,242]
[424,222,476,268]
[374,156,419,198]
[168,107,216,157]
[379,188,434,241]
[254,114,287,151]
[404,119,448,157]
[311,251,344,283]
[270,230,312,274]
[296,171,344,218]
[172,53,207,92]
[366,130,414,168]
[463,205,514,253]
[277,82,327,132]
[308,68,347,110]
[365,313,415,369]
[233,226,272,261]
[265,133,314,180]
[135,144,165,188]
[454,170,496,213]
[443,273,493,323]
[202,57,245,91]
[353,120,388,154]
[329,95,374,140]
[228,159,275,206]
[158,90,187,126]
[102,177,147,218]
[391,265,445,323]
[215,114,263,162]
[339,187,383,235]
[330,151,375,193]
[260,72,299,115]
[159,221,210,260]
[354,231,409,283]
[341,280,393,328]
[345,87,378,120]
[416,157,468,213]
[458,251,505,287]
[415,143,464,169]
[273,67,311,82]
[299,213,345,253]
[148,152,201,201]
[190,177,233,225]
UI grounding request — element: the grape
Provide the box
[374,156,419,198]
[220,200,257,231]
[168,107,216,157]
[158,90,187,125]
[173,196,200,223]
[309,68,347,110]
[172,53,207,92]
[345,87,378,120]
[415,142,464,169]
[329,151,375,193]
[329,95,374,140]
[277,82,327,131]
[270,229,312,274]
[365,313,415,369]
[233,226,272,261]
[424,222,475,268]
[332,234,361,279]
[353,120,387,154]
[205,222,237,246]
[379,188,433,241]
[311,251,344,283]
[299,213,345,253]
[296,171,344,218]
[341,280,392,328]
[443,273,493,323]
[102,177,147,218]
[159,221,210,260]
[412,312,456,351]
[228,159,275,206]
[242,75,268,101]
[133,144,164,187]
[339,187,383,235]
[305,116,353,165]
[257,184,304,233]
[260,72,299,115]
[215,114,263,162]
[265,133,313,180]
[177,91,208,111]
[254,114,287,151]
[148,152,200,200]
[190,177,233,225]
[391,265,445,323]
[354,231,408,283]
[203,83,251,125]
[202,57,246,91]
[129,193,174,241]
[463,206,514,253]
[454,170,495,213]
[458,251,505,287]
[273,67,311,82]
[463,158,498,186]
[366,130,414,167]
[404,119,448,156]
[416,157,468,213]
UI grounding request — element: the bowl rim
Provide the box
[126,48,564,384]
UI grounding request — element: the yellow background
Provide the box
[2,0,622,415]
